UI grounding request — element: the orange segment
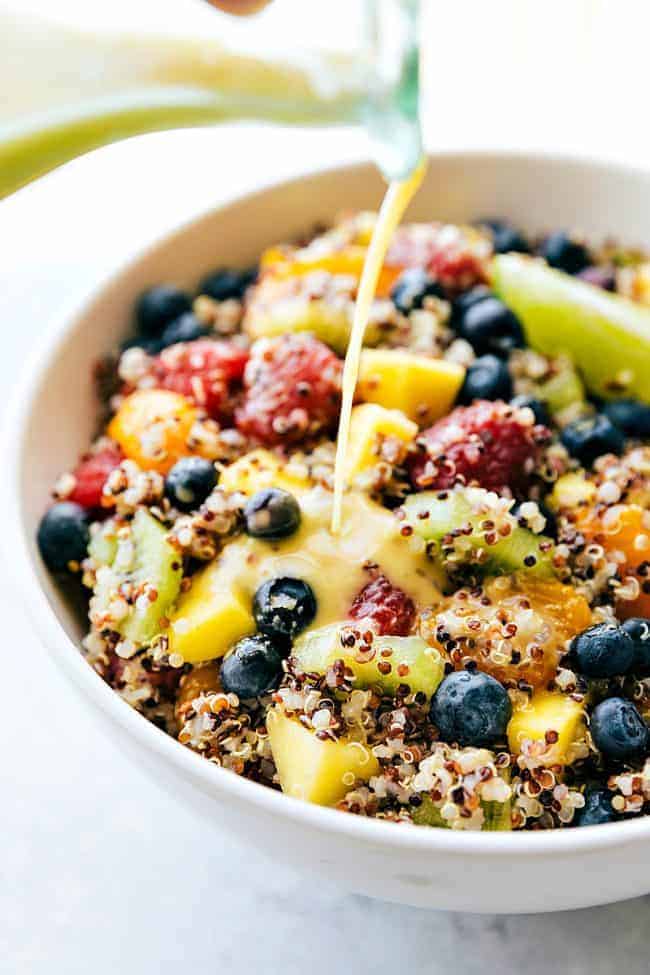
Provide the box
[260,245,403,298]
[108,389,200,475]
[620,591,650,621]
[430,576,593,689]
[522,577,594,637]
[576,504,650,619]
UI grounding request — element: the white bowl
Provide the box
[5,150,650,914]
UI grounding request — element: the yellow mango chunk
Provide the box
[345,403,417,481]
[219,448,310,497]
[267,708,380,806]
[357,349,465,425]
[508,690,585,766]
[549,472,596,510]
[168,561,255,664]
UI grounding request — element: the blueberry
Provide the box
[480,219,529,254]
[539,232,591,275]
[621,618,650,676]
[560,414,625,467]
[198,267,257,302]
[158,312,209,349]
[220,635,283,699]
[390,268,446,315]
[602,399,650,438]
[136,285,191,337]
[429,670,512,748]
[165,457,217,512]
[37,502,89,572]
[510,394,551,427]
[120,335,162,356]
[539,502,558,538]
[576,265,616,291]
[458,297,524,358]
[253,577,317,642]
[458,355,512,404]
[590,697,648,763]
[570,622,635,678]
[575,786,619,827]
[450,286,492,328]
[244,488,301,540]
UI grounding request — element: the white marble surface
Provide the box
[3,126,650,974]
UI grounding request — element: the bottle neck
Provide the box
[363,0,422,180]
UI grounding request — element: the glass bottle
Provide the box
[0,0,421,199]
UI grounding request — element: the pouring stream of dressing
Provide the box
[331,157,427,533]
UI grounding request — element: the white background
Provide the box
[3,2,650,973]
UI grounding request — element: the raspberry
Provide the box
[349,574,416,636]
[387,224,488,294]
[409,400,551,494]
[148,339,249,422]
[235,334,342,446]
[69,445,123,509]
[427,241,486,294]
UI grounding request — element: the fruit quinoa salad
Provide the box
[38,214,650,831]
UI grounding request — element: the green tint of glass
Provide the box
[0,0,421,199]
[362,0,422,179]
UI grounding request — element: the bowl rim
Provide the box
[5,146,650,859]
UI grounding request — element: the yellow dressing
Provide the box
[331,158,427,533]
[168,487,442,664]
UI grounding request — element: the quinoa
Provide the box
[177,689,275,782]
[39,212,650,834]
[167,487,243,561]
[102,460,165,516]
